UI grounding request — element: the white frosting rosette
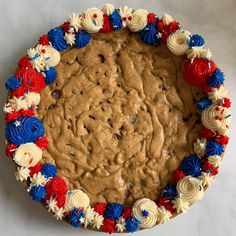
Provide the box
[36,44,61,67]
[8,96,29,111]
[208,155,222,167]
[176,176,204,203]
[64,190,90,211]
[172,198,190,214]
[162,13,174,25]
[30,172,48,186]
[193,138,206,157]
[64,33,75,46]
[82,8,104,33]
[68,13,82,32]
[119,6,133,27]
[202,103,231,135]
[208,86,228,102]
[127,9,148,32]
[167,30,191,55]
[187,47,213,60]
[132,198,157,228]
[102,3,115,15]
[25,92,41,107]
[13,143,42,167]
[15,167,30,182]
[156,206,172,224]
[27,48,46,72]
[199,172,214,187]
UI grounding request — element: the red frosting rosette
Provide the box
[183,58,216,85]
[101,14,113,33]
[46,176,68,198]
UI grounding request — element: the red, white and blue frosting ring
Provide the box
[4,3,231,234]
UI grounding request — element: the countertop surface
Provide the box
[0,1,235,236]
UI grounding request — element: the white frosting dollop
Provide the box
[8,96,29,111]
[15,167,30,182]
[119,6,133,27]
[186,47,212,60]
[162,13,174,25]
[84,206,95,228]
[199,172,214,187]
[202,103,231,135]
[132,198,157,229]
[92,213,104,229]
[36,44,61,68]
[208,86,228,102]
[116,217,126,232]
[81,8,104,33]
[25,92,41,107]
[64,190,90,211]
[172,198,190,214]
[64,33,75,46]
[167,30,191,56]
[127,9,148,32]
[156,206,172,224]
[30,172,47,186]
[27,48,46,72]
[193,138,206,157]
[53,207,66,220]
[13,143,42,167]
[68,13,82,32]
[208,155,222,167]
[47,197,58,213]
[177,176,204,203]
[102,3,115,15]
[3,103,15,113]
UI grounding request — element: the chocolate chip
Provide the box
[98,54,105,63]
[51,90,61,100]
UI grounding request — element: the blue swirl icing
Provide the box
[162,184,177,198]
[110,10,122,31]
[104,203,124,219]
[125,217,140,233]
[44,67,57,85]
[5,76,21,90]
[140,24,159,45]
[48,27,68,52]
[29,186,46,201]
[41,163,57,178]
[197,97,212,110]
[68,208,85,227]
[5,116,45,145]
[206,140,224,156]
[180,155,202,177]
[75,31,91,48]
[188,34,205,47]
[207,69,225,88]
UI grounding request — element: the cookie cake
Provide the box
[4,3,231,234]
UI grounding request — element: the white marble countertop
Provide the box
[0,0,235,235]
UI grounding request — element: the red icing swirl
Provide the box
[122,207,132,219]
[183,58,216,85]
[29,163,42,177]
[172,169,185,183]
[157,197,175,213]
[18,55,32,69]
[201,160,218,176]
[10,85,27,98]
[102,218,116,234]
[215,135,229,145]
[39,35,50,45]
[19,68,46,93]
[46,176,68,197]
[5,143,18,157]
[200,126,215,140]
[147,13,156,24]
[101,14,112,33]
[35,136,49,150]
[94,202,107,215]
